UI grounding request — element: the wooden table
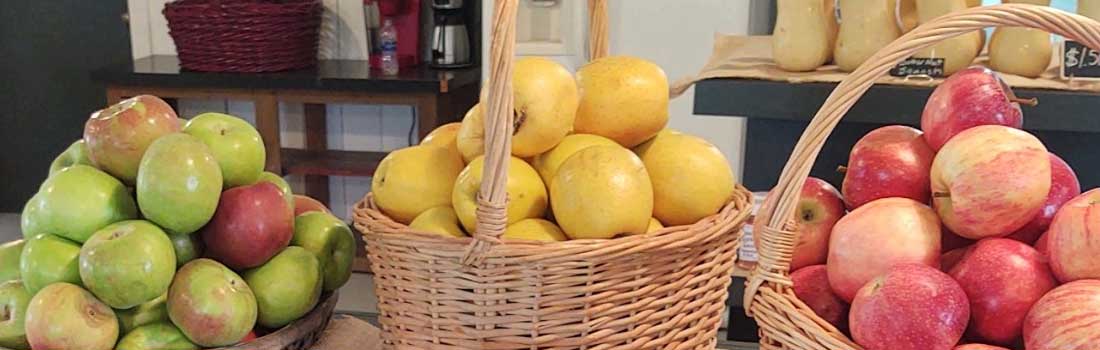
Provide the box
[91,55,480,205]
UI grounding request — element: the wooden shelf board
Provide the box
[281,148,387,177]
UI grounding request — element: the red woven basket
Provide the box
[163,0,322,73]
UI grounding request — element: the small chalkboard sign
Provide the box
[1061,40,1100,80]
[889,57,946,78]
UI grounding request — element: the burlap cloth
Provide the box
[670,34,1100,98]
[311,315,381,350]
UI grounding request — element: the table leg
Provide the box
[254,94,282,174]
[303,103,330,205]
[414,94,438,141]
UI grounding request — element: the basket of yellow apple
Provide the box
[350,1,752,349]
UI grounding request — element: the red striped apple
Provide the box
[791,265,848,330]
[949,238,1056,345]
[850,264,969,350]
[841,125,934,209]
[84,95,181,184]
[955,344,1010,350]
[787,177,844,270]
[1047,188,1100,282]
[930,125,1050,239]
[1005,153,1080,245]
[1024,280,1100,349]
[940,246,971,272]
[921,67,1025,152]
[827,197,941,302]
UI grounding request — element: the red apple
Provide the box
[201,182,293,270]
[789,177,845,270]
[791,265,848,330]
[293,195,331,216]
[921,67,1025,152]
[1034,230,1050,258]
[1047,188,1100,282]
[827,197,941,302]
[1005,153,1080,245]
[941,246,972,272]
[1024,280,1100,349]
[84,95,181,184]
[850,264,969,350]
[949,238,1056,345]
[955,344,1011,350]
[930,125,1050,239]
[841,125,934,209]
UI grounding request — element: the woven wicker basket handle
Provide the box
[749,4,1100,301]
[588,0,610,60]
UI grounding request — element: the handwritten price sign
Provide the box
[1061,40,1100,80]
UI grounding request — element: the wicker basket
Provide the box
[163,0,322,73]
[744,4,1100,350]
[349,0,752,348]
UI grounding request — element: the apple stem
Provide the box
[932,191,951,198]
[836,165,847,174]
[1010,97,1039,107]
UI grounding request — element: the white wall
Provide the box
[127,0,408,220]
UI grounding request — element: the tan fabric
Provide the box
[670,34,1100,99]
[311,316,382,350]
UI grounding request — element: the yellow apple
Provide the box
[420,122,462,161]
[455,57,579,160]
[646,217,664,234]
[455,104,484,163]
[452,156,548,233]
[634,130,736,225]
[575,56,670,147]
[931,125,1050,239]
[408,206,466,238]
[502,218,567,242]
[530,133,619,185]
[552,145,653,239]
[372,145,465,224]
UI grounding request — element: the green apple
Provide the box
[20,234,82,294]
[21,165,137,243]
[79,220,176,309]
[116,293,167,334]
[292,212,356,291]
[0,280,31,350]
[168,259,257,347]
[48,139,93,176]
[256,171,295,211]
[243,246,321,328]
[115,322,198,350]
[183,113,266,188]
[170,232,202,268]
[24,283,118,350]
[0,240,23,283]
[136,134,223,235]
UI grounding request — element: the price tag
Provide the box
[889,57,946,78]
[1060,40,1100,80]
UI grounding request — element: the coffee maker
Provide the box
[430,0,472,68]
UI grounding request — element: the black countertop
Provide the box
[693,78,1100,133]
[91,55,480,93]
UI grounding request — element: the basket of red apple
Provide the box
[349,1,752,348]
[0,94,355,350]
[743,4,1100,350]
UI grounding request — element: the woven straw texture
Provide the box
[745,4,1100,350]
[350,0,752,348]
[163,0,321,73]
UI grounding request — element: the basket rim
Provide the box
[351,185,752,262]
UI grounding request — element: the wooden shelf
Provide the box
[280,148,387,177]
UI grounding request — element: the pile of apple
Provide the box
[0,95,356,350]
[371,56,738,244]
[781,66,1100,350]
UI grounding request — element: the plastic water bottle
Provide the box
[380,19,399,75]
